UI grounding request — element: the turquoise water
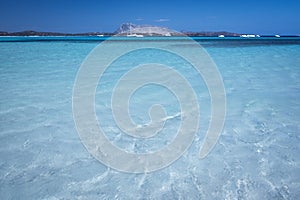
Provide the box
[0,37,299,199]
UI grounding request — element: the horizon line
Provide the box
[0,30,299,37]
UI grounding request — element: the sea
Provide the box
[0,36,299,199]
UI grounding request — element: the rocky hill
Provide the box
[115,23,180,36]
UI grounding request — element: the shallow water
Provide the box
[0,37,299,199]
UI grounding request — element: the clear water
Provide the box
[0,37,299,199]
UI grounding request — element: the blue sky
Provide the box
[0,0,299,34]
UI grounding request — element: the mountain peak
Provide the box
[115,23,179,36]
[116,23,137,33]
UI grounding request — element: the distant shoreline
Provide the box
[1,30,299,37]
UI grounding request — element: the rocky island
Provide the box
[0,23,259,37]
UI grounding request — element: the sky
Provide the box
[0,0,299,35]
